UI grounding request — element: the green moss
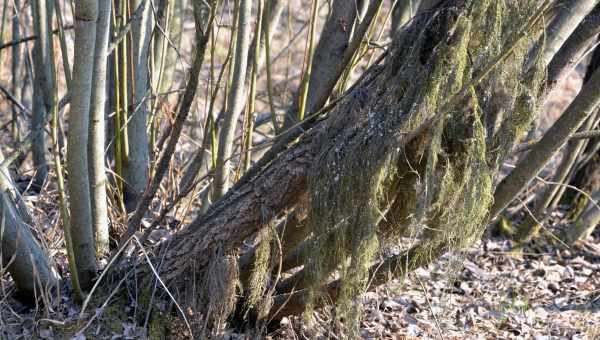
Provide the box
[148,312,168,340]
[297,0,545,335]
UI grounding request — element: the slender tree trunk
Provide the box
[124,0,152,211]
[68,0,99,289]
[491,56,600,220]
[537,0,599,66]
[89,0,112,256]
[214,0,253,199]
[391,0,421,32]
[565,190,600,243]
[11,0,22,142]
[513,47,600,243]
[30,0,54,188]
[547,4,600,88]
[151,0,184,95]
[124,1,216,240]
[179,0,284,194]
[282,0,383,129]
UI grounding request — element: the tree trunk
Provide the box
[155,1,549,328]
[513,44,600,244]
[282,0,382,129]
[11,0,22,142]
[89,0,112,256]
[392,0,421,32]
[179,0,285,194]
[123,0,153,211]
[30,0,54,188]
[536,0,599,66]
[214,0,253,198]
[67,0,99,290]
[1,191,59,299]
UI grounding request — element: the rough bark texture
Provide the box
[82,5,559,337]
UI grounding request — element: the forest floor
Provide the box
[3,217,600,339]
[272,225,600,339]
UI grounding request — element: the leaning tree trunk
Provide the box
[513,41,600,244]
[282,0,383,129]
[150,1,550,333]
[0,151,58,298]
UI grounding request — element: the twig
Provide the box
[514,129,600,153]
[0,25,74,50]
[415,275,445,340]
[75,270,131,337]
[133,236,192,336]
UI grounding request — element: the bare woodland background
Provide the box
[1,0,600,338]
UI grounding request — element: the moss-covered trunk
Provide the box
[137,2,549,335]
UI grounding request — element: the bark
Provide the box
[514,48,600,243]
[282,0,383,129]
[547,4,600,88]
[139,0,550,326]
[124,0,153,210]
[532,0,599,67]
[151,0,184,95]
[89,0,112,256]
[214,0,253,198]
[160,0,524,292]
[124,1,215,239]
[11,0,22,142]
[565,190,600,243]
[68,0,99,289]
[30,0,54,188]
[0,151,34,227]
[0,191,59,298]
[392,0,421,32]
